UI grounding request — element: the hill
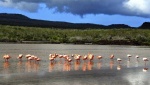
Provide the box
[139,22,150,29]
[0,13,132,29]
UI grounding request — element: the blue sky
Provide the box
[0,0,150,27]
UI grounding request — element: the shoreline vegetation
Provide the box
[0,25,150,46]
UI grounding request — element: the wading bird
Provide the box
[97,56,102,60]
[135,55,139,61]
[3,54,11,62]
[17,54,23,61]
[117,58,122,64]
[110,54,114,59]
[143,57,148,66]
[127,54,132,61]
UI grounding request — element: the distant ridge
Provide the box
[139,22,150,29]
[0,13,147,29]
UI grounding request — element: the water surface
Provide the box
[0,44,150,85]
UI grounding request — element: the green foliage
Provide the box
[0,25,150,45]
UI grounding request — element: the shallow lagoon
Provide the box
[0,44,150,85]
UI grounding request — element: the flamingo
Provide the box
[110,54,114,59]
[74,54,81,62]
[58,55,63,58]
[17,54,23,61]
[88,53,94,62]
[127,54,132,61]
[97,56,102,60]
[135,55,139,61]
[36,58,41,62]
[117,58,122,64]
[28,55,34,61]
[67,57,72,63]
[83,55,88,61]
[25,54,31,60]
[3,54,11,62]
[143,58,148,66]
[49,56,54,62]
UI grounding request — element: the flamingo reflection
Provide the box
[143,68,148,72]
[3,61,10,74]
[3,61,10,69]
[97,61,102,69]
[25,61,32,72]
[17,61,23,72]
[82,62,87,71]
[127,61,130,68]
[87,61,94,70]
[63,61,71,71]
[109,60,114,69]
[74,61,80,71]
[117,64,122,71]
[49,62,55,72]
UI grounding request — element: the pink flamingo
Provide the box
[97,56,102,60]
[88,53,94,62]
[110,54,114,59]
[3,54,11,62]
[66,56,72,63]
[28,55,34,61]
[25,54,31,60]
[17,54,23,61]
[74,54,81,62]
[49,54,54,62]
[83,55,88,61]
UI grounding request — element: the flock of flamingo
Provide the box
[2,53,149,72]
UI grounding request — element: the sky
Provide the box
[0,0,150,27]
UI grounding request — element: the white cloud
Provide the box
[124,0,150,15]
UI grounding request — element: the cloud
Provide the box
[0,0,150,17]
[0,0,39,12]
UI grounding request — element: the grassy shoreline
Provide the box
[0,25,150,46]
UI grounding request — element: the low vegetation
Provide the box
[0,25,150,45]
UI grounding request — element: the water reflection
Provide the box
[74,61,80,71]
[63,61,71,71]
[17,61,23,73]
[87,61,94,70]
[143,68,148,72]
[117,65,122,71]
[25,61,40,72]
[135,61,139,67]
[3,61,10,74]
[127,61,130,68]
[97,61,102,69]
[82,62,87,71]
[109,60,114,70]
[49,62,55,72]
